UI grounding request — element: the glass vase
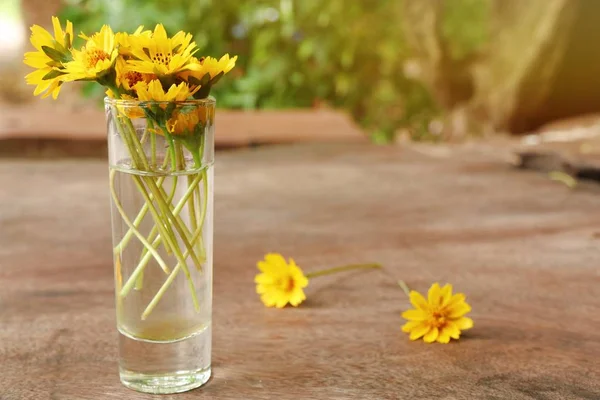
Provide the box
[105,97,215,394]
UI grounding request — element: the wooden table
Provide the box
[1,143,600,399]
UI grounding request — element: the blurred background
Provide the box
[2,0,600,152]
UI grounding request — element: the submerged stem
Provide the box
[109,169,170,274]
[141,222,204,320]
[119,172,204,298]
[113,152,171,255]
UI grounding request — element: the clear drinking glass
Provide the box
[105,97,214,394]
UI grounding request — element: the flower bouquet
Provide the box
[24,17,236,394]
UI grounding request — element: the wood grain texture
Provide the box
[1,143,600,400]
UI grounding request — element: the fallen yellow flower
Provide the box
[255,253,381,308]
[401,282,473,344]
[255,253,309,308]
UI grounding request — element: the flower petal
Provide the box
[444,321,461,339]
[447,293,466,307]
[409,290,428,310]
[264,253,287,268]
[447,302,472,319]
[454,317,474,330]
[254,273,274,284]
[257,260,277,274]
[437,330,451,344]
[423,327,439,343]
[288,289,306,306]
[260,293,276,307]
[402,309,427,321]
[428,283,442,306]
[440,284,453,306]
[409,324,431,340]
[402,320,421,333]
[275,297,289,308]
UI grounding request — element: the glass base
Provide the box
[120,366,211,394]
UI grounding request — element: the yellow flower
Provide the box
[115,58,154,92]
[126,24,197,76]
[105,91,145,119]
[200,54,237,78]
[401,283,473,343]
[115,26,152,57]
[182,54,237,84]
[166,109,203,136]
[62,25,117,82]
[255,253,309,308]
[134,79,194,102]
[23,16,73,99]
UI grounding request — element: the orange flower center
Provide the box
[277,276,295,293]
[285,277,295,292]
[152,51,172,65]
[430,310,448,328]
[124,71,144,89]
[85,48,110,69]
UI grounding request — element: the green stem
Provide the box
[198,169,208,233]
[113,152,171,255]
[145,177,203,268]
[305,263,382,279]
[120,172,203,298]
[397,280,411,297]
[131,175,200,309]
[191,143,207,261]
[142,221,204,320]
[137,170,178,262]
[135,271,144,291]
[123,117,149,170]
[109,170,170,274]
[111,111,177,256]
[137,138,181,261]
[150,123,157,169]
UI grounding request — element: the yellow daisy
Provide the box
[199,54,237,79]
[115,26,152,57]
[182,54,237,85]
[62,25,118,82]
[115,57,154,92]
[126,24,197,76]
[105,90,145,119]
[166,109,203,136]
[23,16,73,99]
[255,253,309,308]
[401,283,473,343]
[134,79,194,102]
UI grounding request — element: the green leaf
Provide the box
[193,84,212,99]
[165,103,176,118]
[199,73,212,86]
[187,76,203,87]
[64,32,72,48]
[42,69,66,80]
[42,46,69,63]
[209,71,224,86]
[52,40,69,56]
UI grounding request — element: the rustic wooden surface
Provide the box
[1,143,600,400]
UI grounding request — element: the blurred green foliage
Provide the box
[441,0,491,62]
[61,0,490,142]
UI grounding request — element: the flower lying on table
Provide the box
[255,253,381,308]
[401,282,473,343]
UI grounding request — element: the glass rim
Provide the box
[104,96,216,107]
